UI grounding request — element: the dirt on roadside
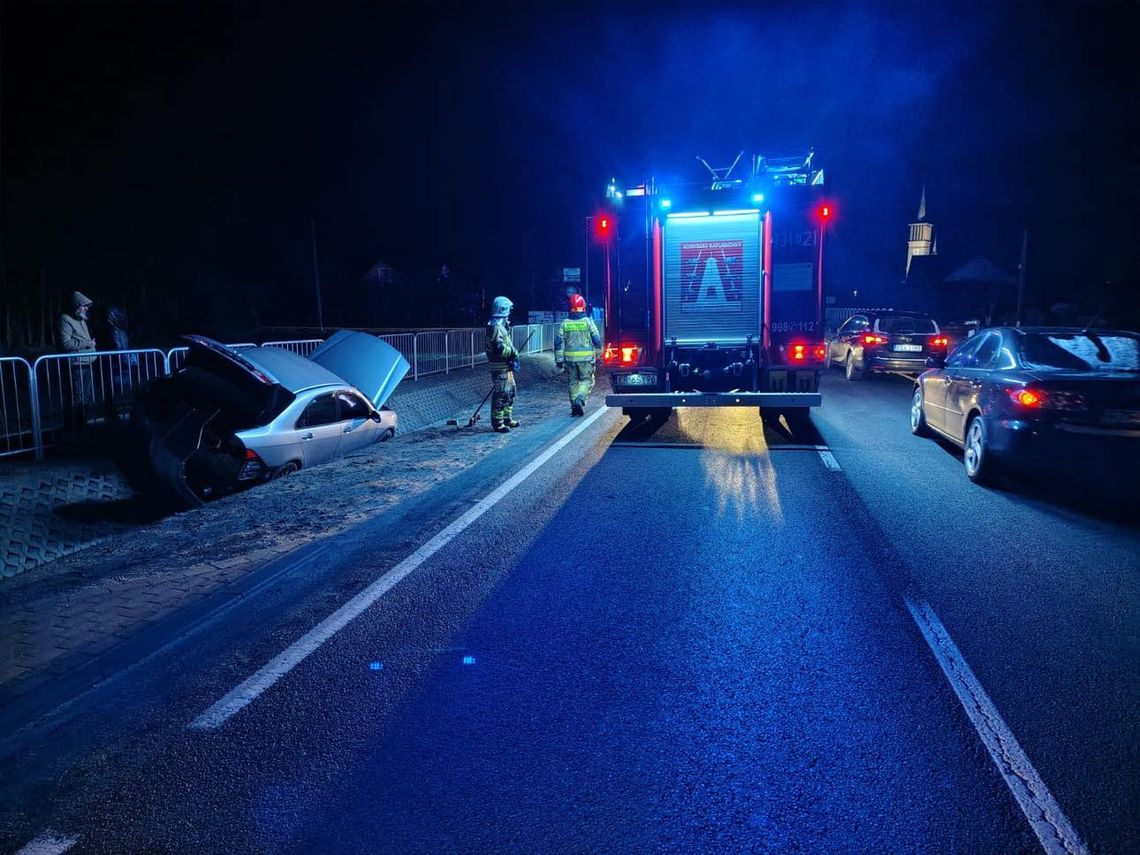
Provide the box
[0,355,603,608]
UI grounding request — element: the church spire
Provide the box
[906,184,936,278]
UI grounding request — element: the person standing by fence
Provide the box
[485,295,520,433]
[58,291,97,433]
[101,305,137,421]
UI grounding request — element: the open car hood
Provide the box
[309,330,410,408]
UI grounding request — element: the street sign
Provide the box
[562,267,581,283]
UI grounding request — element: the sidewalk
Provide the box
[0,354,599,694]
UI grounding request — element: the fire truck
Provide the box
[594,151,832,425]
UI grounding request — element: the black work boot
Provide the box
[492,421,510,433]
[570,401,584,417]
[506,418,520,428]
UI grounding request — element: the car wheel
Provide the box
[845,351,862,381]
[963,416,997,484]
[910,388,931,437]
[380,427,395,442]
[271,461,300,480]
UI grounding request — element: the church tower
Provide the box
[906,185,936,278]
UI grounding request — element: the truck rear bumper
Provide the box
[605,392,822,409]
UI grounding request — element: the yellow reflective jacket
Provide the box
[486,320,517,371]
[555,315,601,364]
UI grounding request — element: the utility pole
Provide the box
[1016,228,1029,327]
[583,216,592,309]
[310,218,324,332]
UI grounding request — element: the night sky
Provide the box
[1,0,1136,341]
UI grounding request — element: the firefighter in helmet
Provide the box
[554,293,602,416]
[485,295,520,433]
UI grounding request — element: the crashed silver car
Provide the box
[138,331,409,504]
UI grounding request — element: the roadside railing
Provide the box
[1,324,559,461]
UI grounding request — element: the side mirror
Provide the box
[369,410,383,423]
[926,355,946,369]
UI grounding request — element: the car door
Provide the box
[944,331,1001,440]
[294,393,343,468]
[837,316,868,360]
[335,390,382,456]
[924,334,982,432]
[831,318,854,361]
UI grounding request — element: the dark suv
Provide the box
[828,310,949,379]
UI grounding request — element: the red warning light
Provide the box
[819,205,832,220]
[593,215,615,240]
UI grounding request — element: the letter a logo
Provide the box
[697,257,729,309]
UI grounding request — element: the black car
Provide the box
[828,310,949,379]
[912,327,1140,483]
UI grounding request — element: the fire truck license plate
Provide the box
[623,374,646,385]
[893,344,923,352]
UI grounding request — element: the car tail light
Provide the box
[238,447,266,481]
[1009,389,1043,408]
[930,336,949,347]
[1006,388,1087,411]
[861,334,888,347]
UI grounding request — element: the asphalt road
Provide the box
[2,369,1137,853]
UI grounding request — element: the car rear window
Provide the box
[876,315,939,334]
[1020,333,1140,373]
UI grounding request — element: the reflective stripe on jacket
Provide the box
[555,316,601,363]
[485,320,517,371]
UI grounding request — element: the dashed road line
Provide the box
[905,596,1088,855]
[815,445,842,471]
[189,406,610,730]
[16,832,77,855]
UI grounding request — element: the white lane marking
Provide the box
[190,406,610,730]
[814,445,841,471]
[17,832,77,855]
[905,597,1088,855]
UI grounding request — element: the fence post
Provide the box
[413,334,419,381]
[470,330,476,368]
[445,331,449,375]
[30,363,44,463]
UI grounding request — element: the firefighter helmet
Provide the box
[491,296,513,318]
[568,293,586,313]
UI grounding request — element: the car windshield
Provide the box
[1019,332,1140,373]
[877,315,938,334]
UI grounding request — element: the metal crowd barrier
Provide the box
[261,339,323,357]
[4,325,560,461]
[32,349,169,457]
[0,357,36,460]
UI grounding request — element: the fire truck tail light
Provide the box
[604,343,640,365]
[791,344,806,361]
[815,345,827,360]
